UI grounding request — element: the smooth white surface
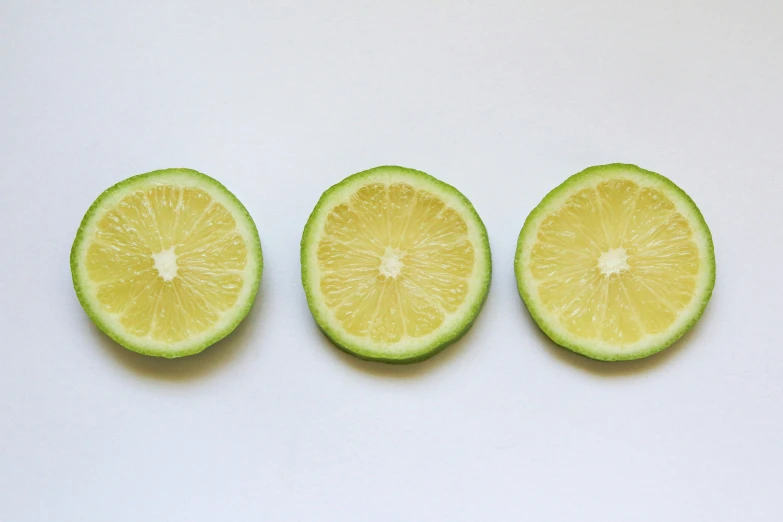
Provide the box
[1,1,781,520]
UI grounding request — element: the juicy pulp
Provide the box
[85,185,248,343]
[316,182,475,343]
[529,178,699,345]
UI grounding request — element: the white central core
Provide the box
[379,247,404,278]
[598,247,629,276]
[152,247,179,281]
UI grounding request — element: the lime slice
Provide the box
[71,168,263,358]
[515,164,715,361]
[301,166,491,363]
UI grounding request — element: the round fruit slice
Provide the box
[516,164,715,361]
[301,166,491,363]
[71,168,262,358]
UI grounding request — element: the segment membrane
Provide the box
[529,179,699,344]
[87,186,247,341]
[318,183,474,341]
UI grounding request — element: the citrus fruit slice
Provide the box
[71,168,263,358]
[301,166,491,363]
[515,164,715,361]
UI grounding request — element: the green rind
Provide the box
[515,163,716,362]
[71,168,263,358]
[301,166,492,364]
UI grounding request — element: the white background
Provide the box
[1,1,782,520]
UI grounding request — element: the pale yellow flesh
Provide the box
[529,179,699,345]
[317,183,474,343]
[85,186,248,343]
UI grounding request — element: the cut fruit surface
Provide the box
[71,168,262,357]
[515,164,715,361]
[301,166,491,363]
